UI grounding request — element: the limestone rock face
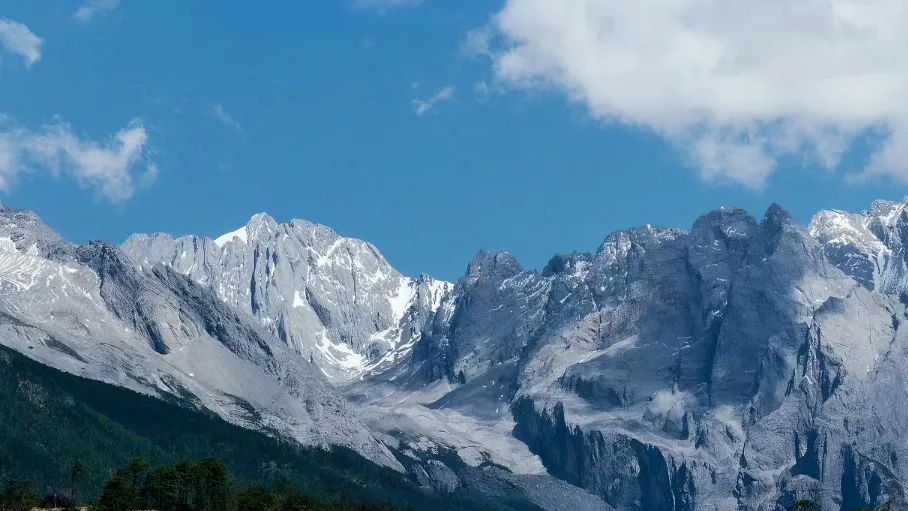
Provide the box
[809,198,908,294]
[404,203,907,510]
[121,213,450,382]
[0,206,401,470]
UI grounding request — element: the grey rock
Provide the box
[121,214,451,382]
[0,207,401,470]
[422,459,460,493]
[399,203,907,510]
[0,206,75,262]
[809,197,908,294]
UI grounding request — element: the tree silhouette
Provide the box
[0,480,39,511]
[69,462,83,505]
[234,486,277,511]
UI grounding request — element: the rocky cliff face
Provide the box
[809,198,908,295]
[0,207,400,470]
[404,203,908,510]
[121,214,450,382]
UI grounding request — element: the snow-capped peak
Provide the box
[121,213,452,383]
[809,198,908,292]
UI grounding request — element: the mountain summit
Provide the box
[0,206,401,469]
[121,214,451,382]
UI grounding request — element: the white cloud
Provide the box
[0,116,156,202]
[413,86,455,116]
[0,18,42,67]
[478,0,908,187]
[212,103,242,131]
[461,26,494,59]
[74,0,121,23]
[353,0,422,11]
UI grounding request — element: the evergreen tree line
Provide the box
[1,458,404,511]
[0,463,83,511]
[0,345,458,511]
[788,499,892,511]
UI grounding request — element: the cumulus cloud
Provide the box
[212,103,242,131]
[477,0,908,186]
[0,18,42,67]
[0,116,157,202]
[74,0,121,23]
[353,0,422,12]
[413,86,455,116]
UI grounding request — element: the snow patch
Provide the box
[0,236,17,253]
[316,239,345,267]
[389,277,416,322]
[292,290,306,308]
[315,330,366,371]
[213,226,248,247]
[0,252,47,291]
[427,278,453,312]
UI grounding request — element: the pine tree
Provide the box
[234,486,277,511]
[69,462,83,505]
[0,480,39,511]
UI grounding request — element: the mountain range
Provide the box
[3,198,908,510]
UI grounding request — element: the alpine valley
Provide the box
[4,197,908,511]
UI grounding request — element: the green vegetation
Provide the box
[94,457,400,511]
[0,345,486,510]
[1,457,400,511]
[787,499,892,511]
[0,479,39,511]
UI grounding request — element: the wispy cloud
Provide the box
[461,26,494,59]
[0,116,157,202]
[476,0,908,187]
[412,86,455,116]
[0,18,42,67]
[212,103,242,131]
[353,0,422,12]
[473,80,493,102]
[74,0,121,23]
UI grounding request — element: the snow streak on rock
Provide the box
[121,215,451,382]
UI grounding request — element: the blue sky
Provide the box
[1,1,906,281]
